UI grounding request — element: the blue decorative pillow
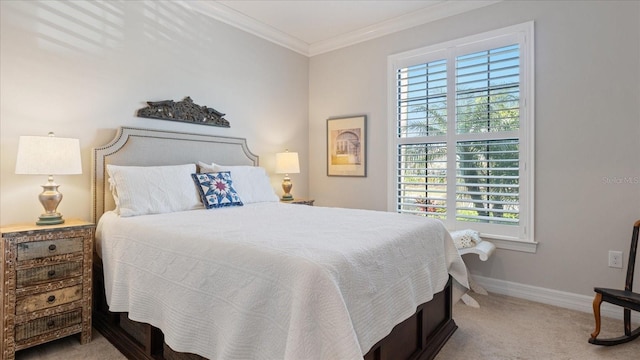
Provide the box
[191,172,243,209]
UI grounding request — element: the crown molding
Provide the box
[180,1,311,56]
[178,1,501,57]
[309,1,501,56]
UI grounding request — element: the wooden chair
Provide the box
[589,219,640,345]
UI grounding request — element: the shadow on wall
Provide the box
[3,1,220,81]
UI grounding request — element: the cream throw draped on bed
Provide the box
[97,203,467,360]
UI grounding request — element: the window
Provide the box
[388,22,535,250]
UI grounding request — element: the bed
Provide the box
[91,126,467,360]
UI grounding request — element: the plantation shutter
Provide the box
[454,44,521,225]
[391,23,533,243]
[396,143,447,218]
[455,139,520,225]
[395,57,448,218]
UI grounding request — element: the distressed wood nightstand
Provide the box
[1,220,94,360]
[281,198,315,206]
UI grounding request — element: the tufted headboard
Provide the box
[92,127,258,222]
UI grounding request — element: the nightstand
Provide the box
[1,220,94,360]
[281,198,315,206]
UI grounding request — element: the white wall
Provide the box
[309,1,640,296]
[0,1,309,226]
[2,0,638,302]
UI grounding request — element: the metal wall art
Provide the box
[136,96,230,128]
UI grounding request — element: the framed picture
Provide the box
[327,115,366,177]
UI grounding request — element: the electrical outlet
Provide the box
[608,250,623,268]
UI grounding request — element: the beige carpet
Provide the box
[15,293,640,359]
[436,293,639,360]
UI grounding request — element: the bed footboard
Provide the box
[93,257,456,360]
[363,277,456,360]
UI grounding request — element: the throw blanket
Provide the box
[97,203,467,360]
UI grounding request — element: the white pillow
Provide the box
[107,164,203,217]
[198,162,278,204]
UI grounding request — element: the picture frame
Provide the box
[327,115,367,177]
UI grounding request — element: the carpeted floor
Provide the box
[435,293,639,360]
[15,293,640,359]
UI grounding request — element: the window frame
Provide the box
[387,22,536,252]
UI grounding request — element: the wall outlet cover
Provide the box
[608,250,623,269]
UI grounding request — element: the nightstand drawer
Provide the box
[17,237,83,261]
[17,261,83,288]
[15,309,82,342]
[16,285,82,315]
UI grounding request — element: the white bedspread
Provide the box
[97,203,467,360]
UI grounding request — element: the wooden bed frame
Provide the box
[91,127,457,360]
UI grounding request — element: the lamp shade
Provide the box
[275,151,300,174]
[15,134,82,175]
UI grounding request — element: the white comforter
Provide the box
[97,202,467,360]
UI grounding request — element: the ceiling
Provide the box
[180,0,500,56]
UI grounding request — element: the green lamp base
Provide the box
[37,213,65,226]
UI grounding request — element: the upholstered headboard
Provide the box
[92,127,258,222]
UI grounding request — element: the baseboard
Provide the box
[472,275,640,322]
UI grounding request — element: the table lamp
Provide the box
[15,132,82,225]
[275,150,300,201]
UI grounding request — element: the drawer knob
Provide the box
[47,269,56,277]
[47,320,55,328]
[47,295,56,303]
[48,244,57,252]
